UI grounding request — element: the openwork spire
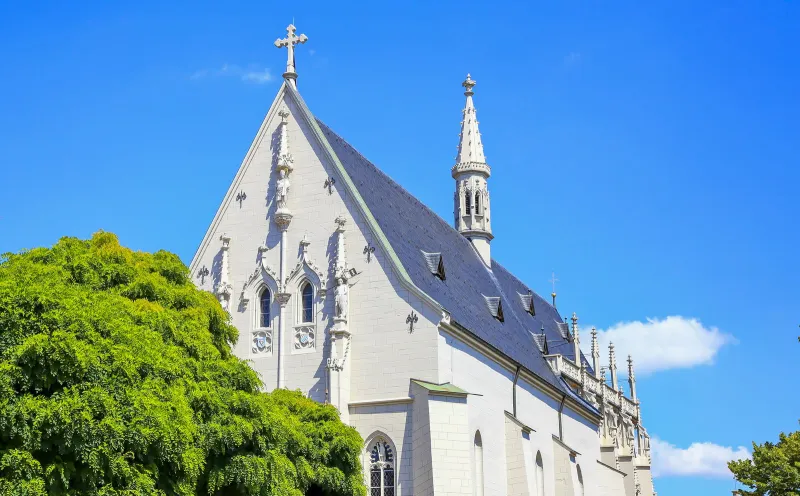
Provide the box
[453,74,490,177]
[452,74,493,265]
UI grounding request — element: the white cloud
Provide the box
[582,316,734,375]
[241,69,273,84]
[190,64,273,84]
[651,437,750,478]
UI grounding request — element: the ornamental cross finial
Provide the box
[549,271,559,307]
[274,24,308,84]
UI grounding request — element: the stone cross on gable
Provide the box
[274,24,308,83]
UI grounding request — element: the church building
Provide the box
[190,24,656,496]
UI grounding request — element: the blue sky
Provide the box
[1,1,798,494]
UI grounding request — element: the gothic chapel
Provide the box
[190,25,656,496]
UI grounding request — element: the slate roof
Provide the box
[316,119,596,411]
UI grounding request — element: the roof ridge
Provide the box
[315,117,486,262]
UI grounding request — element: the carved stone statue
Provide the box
[334,277,348,320]
[606,410,619,446]
[276,168,290,210]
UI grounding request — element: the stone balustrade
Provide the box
[545,353,639,421]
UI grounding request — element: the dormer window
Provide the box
[518,291,535,316]
[421,251,446,281]
[484,296,504,323]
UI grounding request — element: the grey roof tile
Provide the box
[316,118,596,407]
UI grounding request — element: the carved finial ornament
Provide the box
[274,24,308,83]
[462,73,476,95]
[549,271,559,307]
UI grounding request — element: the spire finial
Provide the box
[591,326,600,378]
[571,312,581,368]
[627,354,638,402]
[274,23,309,86]
[462,73,476,96]
[609,342,619,391]
[549,271,559,307]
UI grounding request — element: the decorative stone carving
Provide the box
[252,330,273,355]
[334,278,348,321]
[294,325,315,350]
[273,106,294,230]
[406,311,419,333]
[276,169,291,211]
[197,265,210,284]
[215,234,233,312]
[327,329,351,371]
[239,256,280,308]
[275,292,292,307]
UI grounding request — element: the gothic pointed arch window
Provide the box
[367,437,395,496]
[300,282,313,323]
[535,451,544,496]
[474,431,484,496]
[465,188,472,215]
[474,190,482,215]
[259,287,271,328]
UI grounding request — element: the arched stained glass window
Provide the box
[535,451,544,496]
[259,288,271,328]
[368,438,395,496]
[301,282,313,323]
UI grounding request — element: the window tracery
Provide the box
[367,437,395,496]
[251,286,273,356]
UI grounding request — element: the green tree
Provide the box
[0,232,366,496]
[729,430,800,495]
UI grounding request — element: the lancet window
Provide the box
[300,282,313,323]
[259,288,271,328]
[368,437,395,496]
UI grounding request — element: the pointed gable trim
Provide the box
[189,83,290,274]
[281,84,442,312]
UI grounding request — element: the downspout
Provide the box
[557,393,566,441]
[512,365,521,417]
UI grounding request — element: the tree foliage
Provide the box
[729,430,800,495]
[0,232,366,496]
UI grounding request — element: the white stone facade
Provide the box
[189,25,655,496]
